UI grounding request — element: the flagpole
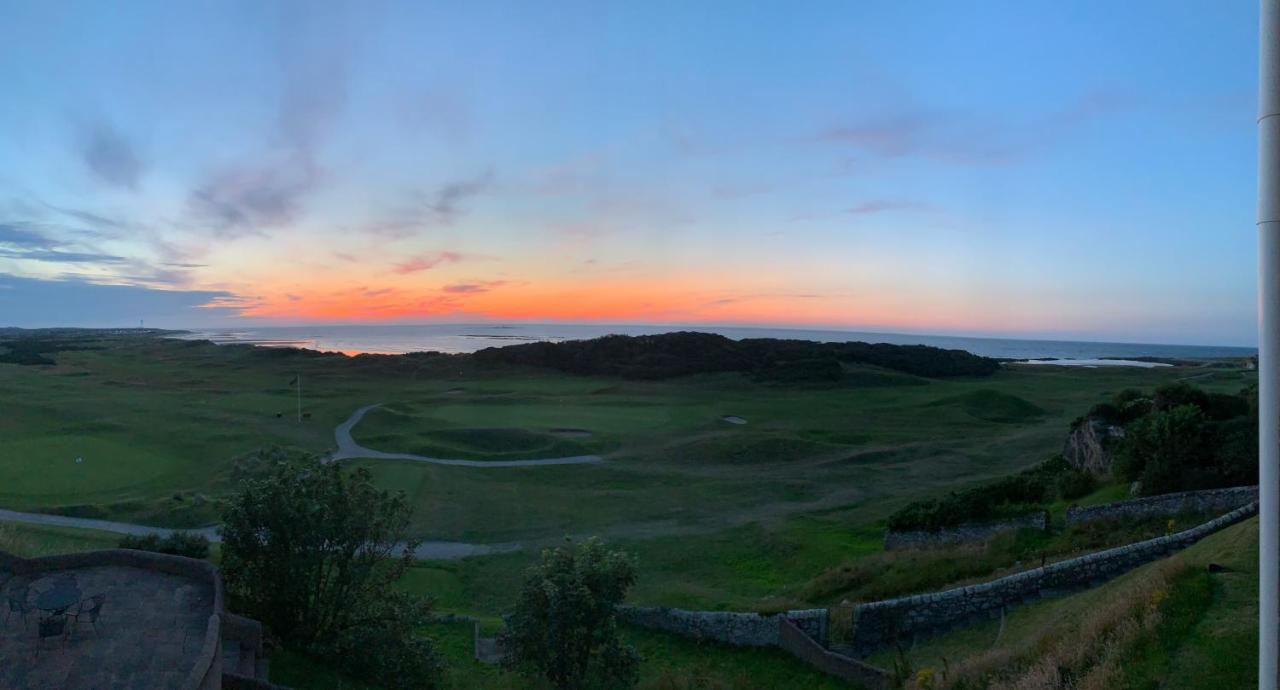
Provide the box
[296,372,302,423]
[1259,1,1280,687]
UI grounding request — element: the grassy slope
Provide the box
[2,336,1253,541]
[874,516,1258,689]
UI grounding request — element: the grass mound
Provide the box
[668,434,838,465]
[928,389,1045,423]
[367,427,593,460]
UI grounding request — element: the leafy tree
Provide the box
[1115,404,1209,495]
[220,456,440,689]
[1152,382,1209,413]
[503,539,640,689]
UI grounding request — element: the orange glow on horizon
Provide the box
[216,273,1054,335]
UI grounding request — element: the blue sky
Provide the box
[0,1,1261,345]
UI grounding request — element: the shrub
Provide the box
[503,539,640,689]
[1151,382,1209,413]
[221,455,440,690]
[1115,404,1209,495]
[1056,468,1097,501]
[118,532,210,559]
[887,458,1064,531]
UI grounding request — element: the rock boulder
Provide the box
[1063,417,1125,475]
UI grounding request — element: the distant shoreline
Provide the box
[160,323,1257,363]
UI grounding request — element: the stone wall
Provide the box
[849,502,1257,656]
[1066,486,1257,526]
[884,511,1047,550]
[473,622,508,665]
[618,606,827,647]
[777,618,889,690]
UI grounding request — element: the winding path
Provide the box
[328,404,604,467]
[0,403,605,560]
[0,506,515,560]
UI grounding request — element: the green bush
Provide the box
[503,539,639,689]
[1087,388,1152,425]
[1116,404,1209,495]
[118,532,210,559]
[887,458,1065,531]
[1056,467,1097,501]
[221,455,440,690]
[1152,382,1209,413]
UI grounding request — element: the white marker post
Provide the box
[1260,1,1280,687]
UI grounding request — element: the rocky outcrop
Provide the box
[1063,417,1124,475]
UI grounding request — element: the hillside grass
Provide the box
[0,336,1254,545]
[0,335,1260,688]
[874,516,1259,689]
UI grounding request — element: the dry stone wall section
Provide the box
[849,502,1257,656]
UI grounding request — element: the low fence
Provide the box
[778,618,889,690]
[848,502,1257,656]
[618,606,827,647]
[1066,486,1257,526]
[884,511,1048,550]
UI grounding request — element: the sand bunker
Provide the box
[721,415,747,425]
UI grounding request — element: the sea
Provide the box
[170,323,1257,364]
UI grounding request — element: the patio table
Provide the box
[35,585,81,616]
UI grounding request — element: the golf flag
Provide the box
[288,375,298,386]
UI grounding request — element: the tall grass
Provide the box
[906,556,1192,690]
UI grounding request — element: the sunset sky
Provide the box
[0,1,1260,345]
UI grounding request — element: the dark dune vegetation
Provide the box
[472,331,1001,380]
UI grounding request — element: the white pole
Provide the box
[1260,2,1280,687]
[296,372,302,423]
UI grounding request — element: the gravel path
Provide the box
[0,506,517,560]
[327,404,604,467]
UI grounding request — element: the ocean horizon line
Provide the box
[173,321,1259,352]
[172,322,1258,361]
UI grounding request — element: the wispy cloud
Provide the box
[78,121,144,190]
[46,204,129,231]
[365,171,495,238]
[0,273,240,327]
[0,223,54,247]
[822,90,1129,166]
[0,221,126,265]
[442,280,507,294]
[421,171,493,224]
[846,200,934,215]
[188,154,321,236]
[0,248,126,264]
[185,4,353,238]
[393,250,463,274]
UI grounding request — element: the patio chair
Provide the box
[35,614,66,655]
[69,593,105,635]
[4,591,29,627]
